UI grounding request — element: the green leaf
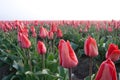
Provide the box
[70,42,78,50]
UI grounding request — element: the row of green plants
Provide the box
[0,21,120,80]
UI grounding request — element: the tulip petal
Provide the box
[109,50,120,61]
[67,41,78,67]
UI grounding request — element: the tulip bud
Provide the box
[48,31,54,40]
[39,26,48,38]
[95,59,117,80]
[50,23,57,32]
[20,34,31,48]
[84,36,98,57]
[58,39,78,68]
[57,29,63,38]
[106,43,120,61]
[37,41,46,55]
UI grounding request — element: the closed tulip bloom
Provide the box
[48,31,54,40]
[95,59,117,80]
[20,34,31,48]
[58,39,78,68]
[32,32,37,38]
[84,36,98,57]
[107,27,113,32]
[19,26,29,37]
[51,24,57,32]
[57,29,63,38]
[39,26,48,38]
[30,26,36,33]
[106,43,120,61]
[17,32,22,42]
[37,41,46,55]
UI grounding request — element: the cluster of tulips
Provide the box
[0,20,120,80]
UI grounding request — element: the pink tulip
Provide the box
[48,31,54,40]
[50,23,57,32]
[106,43,120,61]
[58,39,78,68]
[84,36,98,57]
[37,41,46,55]
[39,26,48,38]
[95,59,117,80]
[19,34,31,48]
[57,29,63,38]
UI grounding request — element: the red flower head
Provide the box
[48,31,54,40]
[37,41,46,55]
[39,26,48,38]
[84,36,98,57]
[18,26,29,37]
[107,27,113,32]
[57,29,63,38]
[106,43,120,61]
[30,26,36,33]
[58,39,78,68]
[50,23,57,32]
[95,59,117,80]
[19,34,31,48]
[30,26,37,38]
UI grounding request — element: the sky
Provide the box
[0,0,120,20]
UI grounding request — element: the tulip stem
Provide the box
[51,39,53,53]
[42,54,45,69]
[89,57,93,80]
[27,49,32,71]
[69,68,72,80]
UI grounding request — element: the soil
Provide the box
[72,56,98,80]
[72,56,120,80]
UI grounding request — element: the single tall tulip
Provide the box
[106,43,120,61]
[57,29,63,38]
[48,31,54,40]
[95,59,117,80]
[84,36,98,77]
[37,41,46,69]
[50,23,57,32]
[58,39,78,68]
[39,26,48,38]
[20,34,31,48]
[30,26,36,33]
[37,41,46,55]
[58,39,78,80]
[30,26,37,37]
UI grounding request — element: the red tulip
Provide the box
[95,59,117,80]
[30,26,37,37]
[39,26,48,38]
[37,41,46,55]
[106,43,120,61]
[48,31,54,40]
[57,29,63,38]
[84,36,98,57]
[30,26,35,33]
[58,39,78,68]
[34,20,38,26]
[17,32,22,42]
[107,27,113,32]
[18,26,28,37]
[19,34,31,48]
[50,23,57,32]
[32,32,37,38]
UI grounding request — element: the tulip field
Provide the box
[0,20,120,80]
